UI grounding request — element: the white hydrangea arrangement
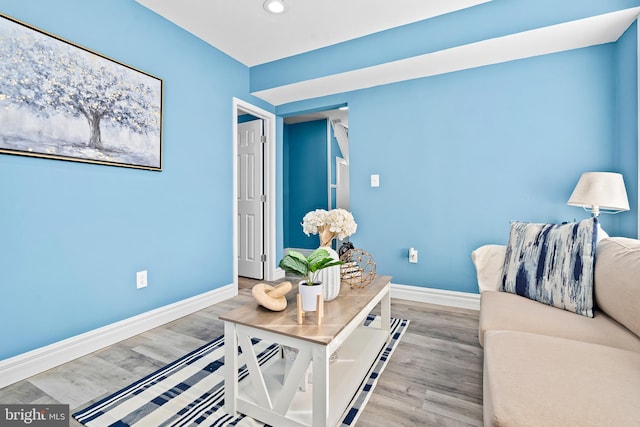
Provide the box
[302,208,357,247]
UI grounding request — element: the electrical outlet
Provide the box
[370,174,380,187]
[136,270,148,289]
[409,248,418,263]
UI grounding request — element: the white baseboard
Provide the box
[0,281,478,389]
[391,283,480,311]
[271,267,286,281]
[0,284,236,389]
[283,247,314,256]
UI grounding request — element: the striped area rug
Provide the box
[73,315,409,427]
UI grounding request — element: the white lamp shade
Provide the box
[567,172,630,214]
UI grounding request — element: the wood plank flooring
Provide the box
[0,278,483,426]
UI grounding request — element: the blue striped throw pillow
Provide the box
[501,218,598,317]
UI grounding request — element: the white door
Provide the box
[336,157,350,211]
[237,119,264,279]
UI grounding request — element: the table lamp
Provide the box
[567,172,630,217]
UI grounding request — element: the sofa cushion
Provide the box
[595,237,640,338]
[483,330,640,427]
[479,291,640,353]
[501,218,597,317]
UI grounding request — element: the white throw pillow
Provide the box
[597,223,609,241]
[471,244,506,293]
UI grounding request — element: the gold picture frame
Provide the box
[0,13,163,170]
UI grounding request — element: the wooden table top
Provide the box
[219,275,391,345]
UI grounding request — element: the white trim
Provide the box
[326,119,332,209]
[0,284,235,389]
[273,267,286,280]
[335,156,349,213]
[391,283,480,311]
[283,247,314,256]
[232,98,278,283]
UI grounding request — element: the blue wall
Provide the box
[283,120,328,249]
[0,0,271,360]
[277,42,637,294]
[615,22,639,237]
[350,46,626,292]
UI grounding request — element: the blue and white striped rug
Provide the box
[73,315,409,427]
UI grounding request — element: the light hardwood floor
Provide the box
[0,278,483,426]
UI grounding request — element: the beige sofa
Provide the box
[473,237,640,427]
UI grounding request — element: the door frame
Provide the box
[232,97,279,291]
[335,156,349,210]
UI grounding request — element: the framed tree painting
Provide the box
[0,14,163,170]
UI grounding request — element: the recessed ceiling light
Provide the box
[263,0,287,14]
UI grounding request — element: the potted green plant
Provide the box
[279,248,343,311]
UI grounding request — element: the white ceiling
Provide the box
[134,0,491,66]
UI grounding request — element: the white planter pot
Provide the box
[315,246,341,301]
[298,281,323,311]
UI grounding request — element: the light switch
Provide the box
[370,174,380,187]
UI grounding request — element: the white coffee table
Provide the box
[220,275,391,427]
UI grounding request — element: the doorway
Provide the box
[283,106,349,251]
[233,98,277,290]
[237,118,264,280]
